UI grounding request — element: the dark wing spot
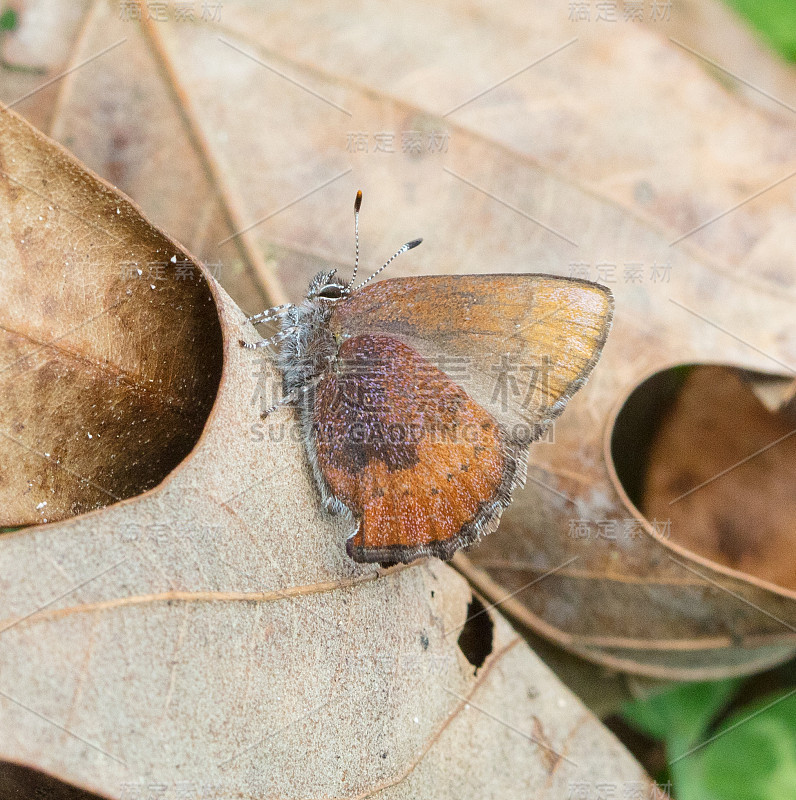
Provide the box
[338,419,420,473]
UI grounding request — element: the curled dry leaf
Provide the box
[0,111,657,796]
[438,7,796,679]
[0,105,222,526]
[3,0,792,681]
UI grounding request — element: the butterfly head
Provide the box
[306,269,349,302]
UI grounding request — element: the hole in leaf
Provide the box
[611,365,691,507]
[457,595,494,672]
[611,365,796,590]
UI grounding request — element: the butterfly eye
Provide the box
[317,284,345,300]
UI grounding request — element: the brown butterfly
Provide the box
[242,192,613,565]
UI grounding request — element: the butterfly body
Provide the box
[277,270,342,403]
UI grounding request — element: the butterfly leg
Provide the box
[240,326,298,350]
[261,374,325,417]
[262,388,299,416]
[245,303,295,326]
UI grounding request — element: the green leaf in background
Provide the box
[724,0,796,61]
[622,679,741,747]
[0,8,18,32]
[622,680,740,800]
[622,683,796,800]
[696,689,796,800]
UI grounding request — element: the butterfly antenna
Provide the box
[355,237,423,291]
[348,190,362,292]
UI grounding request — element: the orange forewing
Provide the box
[329,275,613,436]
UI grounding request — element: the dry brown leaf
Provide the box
[0,107,657,797]
[0,105,222,525]
[642,366,796,592]
[3,0,793,682]
[642,0,796,122]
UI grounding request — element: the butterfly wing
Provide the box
[308,333,528,563]
[313,274,612,564]
[330,275,613,441]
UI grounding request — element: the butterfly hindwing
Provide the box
[309,333,527,563]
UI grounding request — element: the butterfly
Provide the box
[242,192,613,565]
